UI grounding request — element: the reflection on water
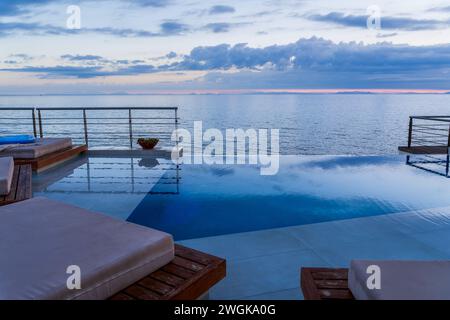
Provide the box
[33,154,179,220]
[129,155,450,240]
[33,154,450,240]
[406,154,450,178]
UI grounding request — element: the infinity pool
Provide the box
[33,153,450,240]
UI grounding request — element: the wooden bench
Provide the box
[14,145,87,172]
[111,245,226,300]
[301,268,354,300]
[0,164,32,207]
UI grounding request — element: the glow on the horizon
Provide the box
[126,89,450,95]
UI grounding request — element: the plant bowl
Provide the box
[137,138,159,150]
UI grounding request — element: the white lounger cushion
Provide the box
[0,157,14,195]
[0,197,174,300]
[0,138,72,159]
[349,260,450,300]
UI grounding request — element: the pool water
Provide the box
[33,154,450,240]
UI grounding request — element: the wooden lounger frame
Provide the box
[398,146,448,155]
[301,268,354,300]
[0,164,32,206]
[111,245,226,300]
[14,145,87,172]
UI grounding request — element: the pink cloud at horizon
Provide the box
[126,89,450,95]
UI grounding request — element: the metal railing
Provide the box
[407,116,450,150]
[0,107,38,137]
[0,107,178,149]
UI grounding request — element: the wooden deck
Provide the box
[110,244,226,300]
[398,146,448,155]
[14,145,87,172]
[0,164,32,206]
[301,268,354,300]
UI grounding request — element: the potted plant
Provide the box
[137,138,159,150]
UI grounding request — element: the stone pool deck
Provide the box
[179,206,450,300]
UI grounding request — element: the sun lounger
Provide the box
[0,197,174,300]
[0,138,72,159]
[0,138,87,171]
[0,157,14,196]
[302,260,450,300]
[0,197,225,300]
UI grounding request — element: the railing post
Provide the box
[128,108,133,149]
[446,155,450,177]
[38,109,43,138]
[32,108,37,138]
[175,107,179,152]
[447,123,450,154]
[408,117,413,148]
[83,109,89,147]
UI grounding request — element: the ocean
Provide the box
[1,94,450,155]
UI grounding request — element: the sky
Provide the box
[1,0,450,94]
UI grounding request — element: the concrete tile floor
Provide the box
[179,206,450,300]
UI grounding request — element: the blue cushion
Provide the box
[0,135,36,145]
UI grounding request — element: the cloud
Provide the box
[0,0,54,16]
[203,23,232,33]
[159,37,450,89]
[61,54,104,61]
[0,0,172,16]
[307,12,450,31]
[202,22,248,33]
[4,37,450,89]
[160,21,189,35]
[376,33,398,38]
[0,21,189,37]
[0,64,157,79]
[131,0,171,7]
[209,5,236,15]
[428,6,450,12]
[166,51,178,59]
[172,38,450,73]
[1,65,106,79]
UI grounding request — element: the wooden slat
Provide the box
[109,293,134,301]
[16,166,31,199]
[301,268,355,300]
[3,165,19,203]
[111,245,226,300]
[23,165,32,199]
[175,245,214,266]
[311,270,348,280]
[138,277,174,295]
[124,285,161,300]
[301,268,322,300]
[150,270,185,287]
[162,263,196,279]
[172,262,226,301]
[0,164,32,207]
[319,289,355,300]
[172,256,205,272]
[315,279,348,289]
